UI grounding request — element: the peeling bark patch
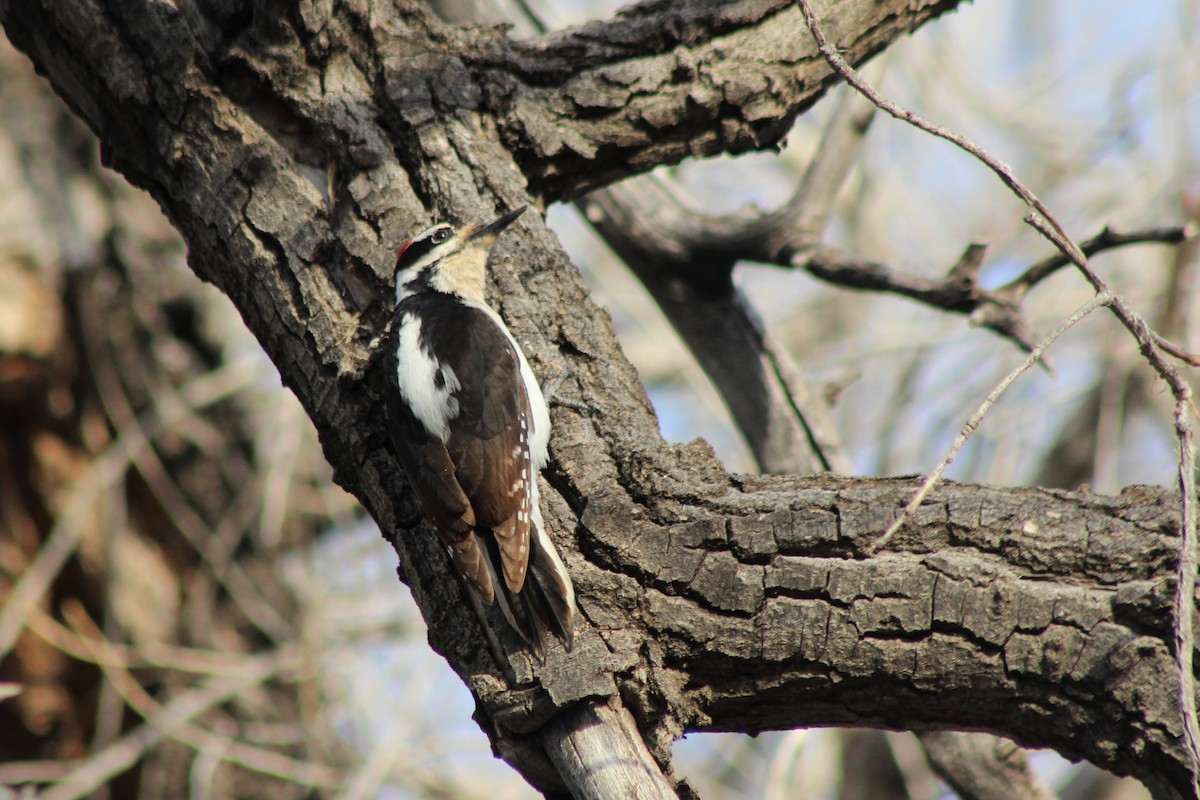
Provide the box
[689,551,764,614]
[772,506,839,551]
[728,510,786,559]
[759,597,832,662]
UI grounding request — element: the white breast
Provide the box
[395,313,460,441]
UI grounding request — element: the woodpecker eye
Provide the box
[396,223,456,273]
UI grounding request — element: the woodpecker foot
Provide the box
[542,368,587,412]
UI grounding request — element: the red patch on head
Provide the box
[396,240,413,262]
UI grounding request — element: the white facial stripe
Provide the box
[395,314,461,440]
[395,269,422,304]
[394,225,463,303]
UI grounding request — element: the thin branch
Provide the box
[797,225,1191,355]
[1036,212,1200,490]
[1023,213,1198,384]
[92,482,128,769]
[23,603,268,676]
[1156,334,1200,369]
[0,759,76,785]
[1009,224,1192,295]
[870,292,1113,554]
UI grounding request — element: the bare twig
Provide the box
[798,224,1191,349]
[0,361,258,660]
[1009,224,1192,295]
[24,603,267,676]
[189,739,230,800]
[1036,213,1200,490]
[869,293,1113,554]
[62,602,336,793]
[1156,333,1200,369]
[0,759,76,784]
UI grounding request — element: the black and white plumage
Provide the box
[386,206,575,659]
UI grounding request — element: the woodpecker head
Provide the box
[395,206,527,304]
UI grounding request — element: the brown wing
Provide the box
[439,308,533,594]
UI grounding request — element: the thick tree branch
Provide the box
[473,0,965,200]
[568,475,1191,797]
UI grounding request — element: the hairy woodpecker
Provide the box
[387,206,576,660]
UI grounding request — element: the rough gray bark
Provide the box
[2,1,1195,798]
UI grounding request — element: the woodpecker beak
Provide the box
[467,206,527,244]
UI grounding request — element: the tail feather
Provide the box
[528,524,575,651]
[480,523,575,661]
